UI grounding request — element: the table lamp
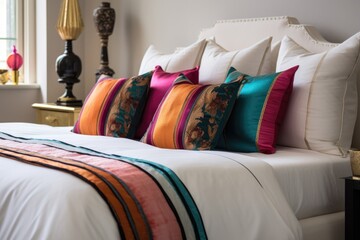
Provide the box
[55,0,83,106]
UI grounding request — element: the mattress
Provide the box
[245,147,351,220]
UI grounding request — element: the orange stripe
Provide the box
[79,80,118,135]
[152,84,197,148]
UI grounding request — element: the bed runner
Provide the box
[0,134,207,240]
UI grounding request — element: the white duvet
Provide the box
[0,123,302,240]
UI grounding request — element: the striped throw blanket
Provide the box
[0,133,207,240]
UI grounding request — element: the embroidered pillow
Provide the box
[135,65,199,139]
[218,66,298,154]
[199,38,272,84]
[276,35,360,156]
[141,75,241,150]
[73,72,152,138]
[138,39,206,74]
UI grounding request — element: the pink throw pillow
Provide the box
[135,65,199,139]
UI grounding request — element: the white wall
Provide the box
[1,0,360,122]
[0,87,40,122]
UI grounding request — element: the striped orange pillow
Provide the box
[73,72,152,138]
[141,74,241,150]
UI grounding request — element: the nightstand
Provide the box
[32,103,81,127]
[345,176,360,240]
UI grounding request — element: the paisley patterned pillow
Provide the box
[141,74,242,150]
[73,71,152,138]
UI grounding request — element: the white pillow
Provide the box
[276,35,360,156]
[138,39,206,74]
[199,37,272,84]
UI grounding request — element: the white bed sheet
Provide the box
[0,123,349,222]
[245,147,351,220]
[0,123,302,240]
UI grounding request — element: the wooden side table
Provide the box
[345,176,360,240]
[32,103,81,127]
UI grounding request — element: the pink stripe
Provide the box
[98,79,126,135]
[145,101,160,145]
[257,67,297,153]
[176,85,208,149]
[145,83,174,145]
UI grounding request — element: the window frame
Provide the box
[22,0,37,84]
[0,0,17,70]
[0,0,36,85]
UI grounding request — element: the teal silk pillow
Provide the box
[218,66,298,154]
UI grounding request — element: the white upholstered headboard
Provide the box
[199,16,360,149]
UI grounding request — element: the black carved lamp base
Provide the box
[56,99,83,107]
[56,89,83,106]
[56,40,83,107]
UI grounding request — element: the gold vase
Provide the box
[350,150,360,177]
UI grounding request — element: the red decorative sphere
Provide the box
[7,45,23,71]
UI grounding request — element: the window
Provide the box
[0,0,17,69]
[0,0,36,84]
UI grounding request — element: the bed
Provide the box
[1,16,359,240]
